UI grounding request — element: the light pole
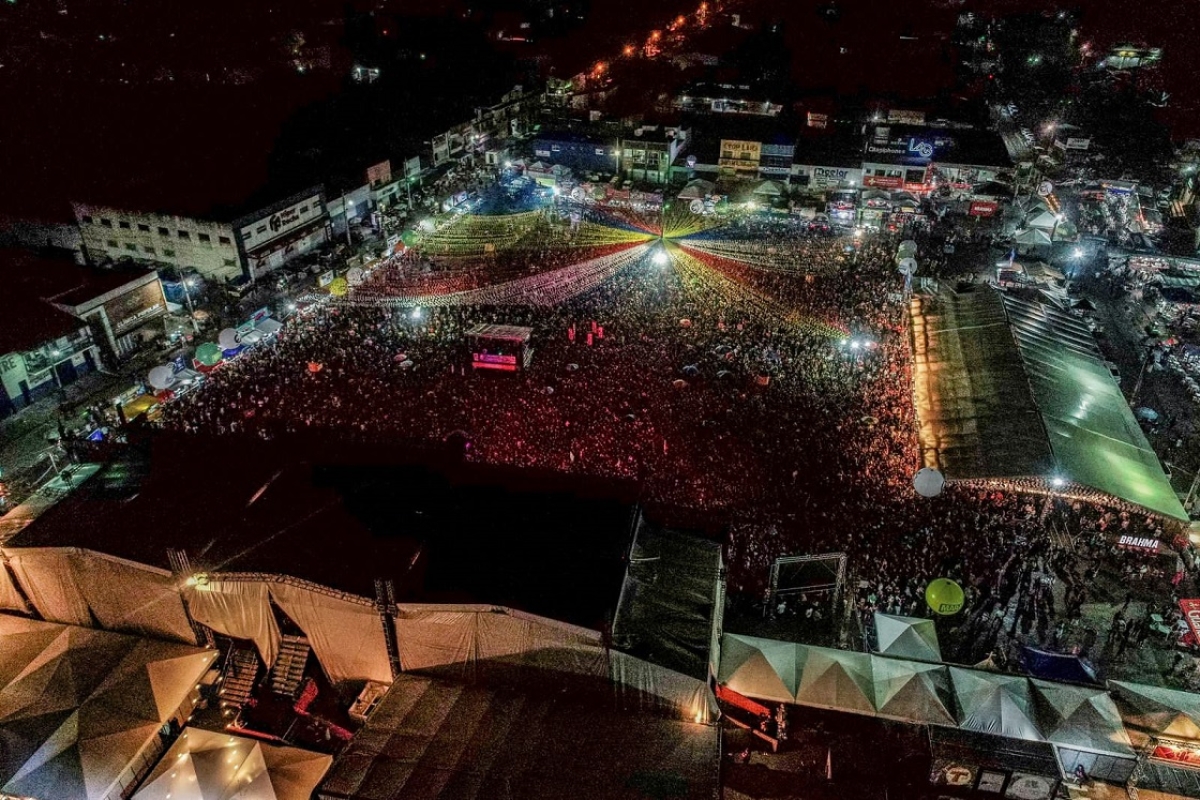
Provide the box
[181,277,200,336]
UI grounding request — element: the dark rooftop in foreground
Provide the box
[318,671,720,800]
[8,436,634,627]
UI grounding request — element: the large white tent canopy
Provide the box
[1031,680,1133,757]
[0,613,216,800]
[873,612,942,662]
[132,728,332,800]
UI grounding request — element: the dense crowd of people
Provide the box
[161,205,1190,682]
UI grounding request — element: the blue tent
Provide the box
[1020,647,1097,685]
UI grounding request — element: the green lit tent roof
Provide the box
[911,287,1185,520]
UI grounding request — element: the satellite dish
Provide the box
[689,199,705,214]
[898,239,918,255]
[346,267,364,286]
[898,258,918,276]
[147,365,177,391]
[218,328,240,350]
[913,467,945,497]
[1037,180,1054,197]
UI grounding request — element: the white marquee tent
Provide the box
[1026,210,1062,230]
[716,633,803,704]
[873,613,942,662]
[871,656,955,726]
[0,613,217,800]
[1031,680,1134,757]
[949,667,1043,741]
[132,728,332,800]
[1110,680,1200,747]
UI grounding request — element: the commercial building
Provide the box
[683,120,795,182]
[430,85,544,165]
[73,202,244,284]
[49,265,168,366]
[792,130,865,190]
[675,82,783,117]
[73,186,330,284]
[230,186,330,280]
[0,266,101,417]
[619,125,689,185]
[532,130,620,175]
[860,123,1011,192]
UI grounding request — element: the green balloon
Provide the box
[926,578,965,615]
[196,342,223,366]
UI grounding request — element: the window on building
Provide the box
[218,235,231,245]
[124,242,136,251]
[595,148,606,156]
[198,233,211,243]
[163,248,176,257]
[119,220,130,229]
[106,239,118,248]
[81,215,93,224]
[177,230,190,240]
[158,227,170,236]
[136,223,149,232]
[256,225,267,234]
[906,169,926,184]
[144,246,156,255]
[299,205,308,214]
[101,218,113,228]
[223,258,237,267]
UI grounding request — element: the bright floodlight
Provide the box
[653,250,669,266]
[504,160,512,168]
[411,307,423,320]
[1051,476,1065,488]
[1072,247,1084,259]
[850,339,861,350]
[853,228,864,238]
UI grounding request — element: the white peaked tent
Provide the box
[1030,680,1134,757]
[717,633,803,704]
[0,613,217,800]
[678,179,716,200]
[133,728,332,800]
[794,646,875,716]
[873,613,942,662]
[871,656,955,725]
[1110,680,1200,747]
[949,667,1043,741]
[1026,210,1062,230]
[753,180,784,196]
[1014,228,1053,247]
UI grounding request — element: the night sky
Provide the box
[0,0,1195,223]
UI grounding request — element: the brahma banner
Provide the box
[1179,599,1200,643]
[969,200,999,217]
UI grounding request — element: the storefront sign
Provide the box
[807,112,828,129]
[931,759,977,787]
[366,160,392,185]
[318,270,335,288]
[888,109,926,125]
[811,166,852,189]
[864,175,903,189]
[719,139,761,170]
[1064,138,1091,151]
[969,200,1000,217]
[1180,599,1200,642]
[1118,534,1160,552]
[1152,740,1200,768]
